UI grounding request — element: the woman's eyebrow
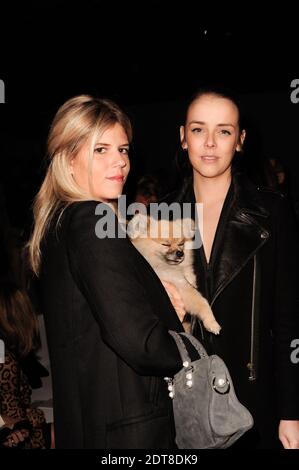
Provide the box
[94,142,129,146]
[217,123,235,128]
[188,120,235,127]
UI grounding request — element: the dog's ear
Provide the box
[127,213,148,239]
[182,218,195,239]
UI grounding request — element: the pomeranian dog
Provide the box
[127,213,221,334]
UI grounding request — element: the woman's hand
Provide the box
[161,281,186,322]
[279,420,299,449]
[3,429,30,448]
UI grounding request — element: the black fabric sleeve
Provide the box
[67,201,182,377]
[274,196,299,419]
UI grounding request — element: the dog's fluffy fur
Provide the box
[128,214,221,334]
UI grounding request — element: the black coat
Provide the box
[168,173,299,448]
[39,201,183,449]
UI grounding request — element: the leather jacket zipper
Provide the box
[247,255,257,381]
[210,252,260,382]
[209,223,266,381]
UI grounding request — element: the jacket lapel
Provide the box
[210,174,271,306]
[166,174,272,305]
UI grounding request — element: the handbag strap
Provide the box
[169,330,208,365]
[179,332,208,358]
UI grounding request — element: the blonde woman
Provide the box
[29,96,184,449]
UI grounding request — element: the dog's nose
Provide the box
[176,250,184,258]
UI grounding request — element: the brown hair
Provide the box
[176,86,246,190]
[0,282,39,357]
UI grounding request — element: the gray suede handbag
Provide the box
[165,331,254,449]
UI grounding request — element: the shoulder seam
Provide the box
[257,186,285,198]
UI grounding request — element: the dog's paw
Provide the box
[204,319,221,335]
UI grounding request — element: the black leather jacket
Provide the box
[164,173,299,429]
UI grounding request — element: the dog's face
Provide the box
[128,214,195,265]
[157,236,185,265]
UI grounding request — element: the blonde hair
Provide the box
[28,95,132,275]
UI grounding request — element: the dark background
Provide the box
[1,1,299,231]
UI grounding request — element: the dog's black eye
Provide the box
[178,242,185,247]
[162,243,171,247]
